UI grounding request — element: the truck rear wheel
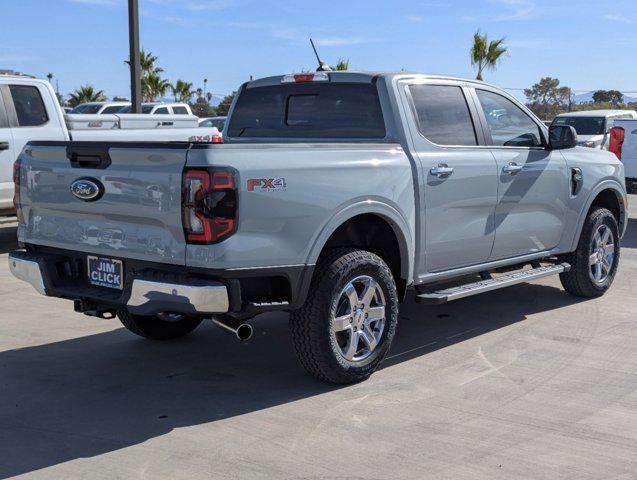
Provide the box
[559,207,620,298]
[289,248,399,384]
[117,309,203,340]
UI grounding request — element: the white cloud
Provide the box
[163,15,190,26]
[314,37,370,47]
[490,0,537,21]
[229,22,376,47]
[604,14,632,24]
[67,0,119,5]
[406,15,425,22]
[507,39,548,48]
[146,0,233,9]
[186,0,233,11]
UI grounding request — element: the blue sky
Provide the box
[1,0,636,101]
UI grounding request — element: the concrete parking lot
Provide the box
[0,199,636,480]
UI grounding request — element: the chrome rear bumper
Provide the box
[8,251,229,315]
[8,254,46,295]
[128,279,229,314]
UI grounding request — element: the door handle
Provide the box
[0,142,9,151]
[502,162,523,175]
[430,164,454,178]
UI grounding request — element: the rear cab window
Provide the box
[408,84,477,146]
[227,81,386,139]
[9,85,49,126]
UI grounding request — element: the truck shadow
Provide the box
[0,224,17,254]
[0,282,584,478]
[621,219,637,249]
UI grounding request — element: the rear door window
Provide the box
[173,106,188,114]
[408,85,477,146]
[227,82,386,139]
[154,107,170,114]
[9,85,49,127]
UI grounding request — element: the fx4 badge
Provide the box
[247,178,287,192]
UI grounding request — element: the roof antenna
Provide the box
[310,38,332,72]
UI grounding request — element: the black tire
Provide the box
[559,207,620,298]
[117,309,203,340]
[289,248,399,384]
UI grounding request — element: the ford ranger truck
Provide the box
[9,72,628,384]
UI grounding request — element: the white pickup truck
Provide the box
[611,119,637,192]
[0,74,218,213]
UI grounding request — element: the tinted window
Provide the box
[154,107,170,114]
[227,83,386,139]
[102,105,125,114]
[212,119,225,130]
[476,90,542,147]
[71,104,101,114]
[409,85,477,146]
[9,85,49,126]
[173,106,188,114]
[142,105,153,114]
[552,116,605,135]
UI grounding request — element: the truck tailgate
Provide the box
[18,142,189,265]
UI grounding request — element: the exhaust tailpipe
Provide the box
[212,316,253,341]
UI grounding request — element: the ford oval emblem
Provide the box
[70,178,104,202]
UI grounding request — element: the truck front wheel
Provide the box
[559,207,620,298]
[289,248,399,384]
[117,309,203,340]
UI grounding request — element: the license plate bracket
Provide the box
[87,256,123,290]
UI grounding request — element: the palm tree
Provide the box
[470,31,507,81]
[46,72,53,83]
[125,49,163,77]
[171,79,193,102]
[143,72,170,102]
[334,58,349,71]
[68,85,106,107]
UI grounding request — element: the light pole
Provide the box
[128,0,142,113]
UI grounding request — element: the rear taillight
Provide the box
[13,159,24,223]
[211,134,223,144]
[609,126,625,160]
[182,168,237,244]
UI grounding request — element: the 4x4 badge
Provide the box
[247,177,287,192]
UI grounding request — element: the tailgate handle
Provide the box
[66,144,112,169]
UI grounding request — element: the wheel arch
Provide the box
[569,181,627,251]
[306,201,414,297]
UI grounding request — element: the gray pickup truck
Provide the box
[9,71,628,383]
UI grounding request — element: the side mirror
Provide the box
[548,125,577,150]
